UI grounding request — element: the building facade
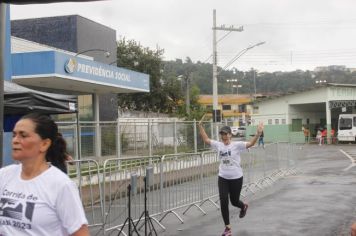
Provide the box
[198,94,253,126]
[12,15,119,121]
[250,84,356,143]
[2,14,150,165]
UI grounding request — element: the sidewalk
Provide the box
[158,144,356,236]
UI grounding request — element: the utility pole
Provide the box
[212,9,243,136]
[253,68,256,97]
[185,75,190,115]
[213,9,243,138]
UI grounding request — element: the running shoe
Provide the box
[221,227,232,236]
[239,203,248,218]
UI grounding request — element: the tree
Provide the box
[116,38,176,113]
[161,58,207,119]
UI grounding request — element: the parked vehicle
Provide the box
[337,114,356,142]
[231,126,246,137]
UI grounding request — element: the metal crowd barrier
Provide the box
[101,156,164,235]
[159,153,203,222]
[67,142,302,235]
[66,159,104,232]
[198,151,220,209]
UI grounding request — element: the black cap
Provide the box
[219,126,232,134]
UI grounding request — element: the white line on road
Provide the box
[339,149,356,171]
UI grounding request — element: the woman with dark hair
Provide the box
[47,132,69,173]
[198,121,264,236]
[0,113,88,236]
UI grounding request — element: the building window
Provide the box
[275,119,279,125]
[253,106,259,114]
[268,119,272,125]
[222,105,231,110]
[53,94,93,122]
[79,95,94,121]
[292,119,302,132]
[281,119,286,124]
[239,104,246,112]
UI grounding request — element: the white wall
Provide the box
[253,87,329,125]
[11,36,92,60]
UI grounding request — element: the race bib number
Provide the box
[221,157,234,168]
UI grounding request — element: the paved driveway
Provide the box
[159,144,356,236]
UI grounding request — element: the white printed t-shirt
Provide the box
[210,140,248,179]
[0,164,88,236]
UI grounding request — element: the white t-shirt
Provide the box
[0,164,88,236]
[210,140,248,179]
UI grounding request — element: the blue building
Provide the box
[10,15,141,121]
[2,14,150,165]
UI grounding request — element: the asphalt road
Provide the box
[157,144,356,236]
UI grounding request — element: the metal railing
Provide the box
[67,142,302,235]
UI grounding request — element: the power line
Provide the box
[194,18,356,70]
[243,18,356,28]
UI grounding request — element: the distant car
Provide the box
[231,126,246,137]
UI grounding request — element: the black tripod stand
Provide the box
[117,184,140,236]
[135,176,157,236]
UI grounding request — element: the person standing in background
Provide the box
[258,130,265,148]
[330,128,336,144]
[321,128,327,144]
[316,129,322,145]
[303,126,310,143]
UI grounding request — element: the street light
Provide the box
[222,41,266,71]
[315,80,327,84]
[177,75,190,115]
[252,68,257,98]
[232,84,242,95]
[227,79,237,94]
[212,41,265,125]
[74,48,110,58]
[226,79,242,95]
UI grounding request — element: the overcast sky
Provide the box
[9,0,356,72]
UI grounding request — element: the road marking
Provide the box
[339,149,356,171]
